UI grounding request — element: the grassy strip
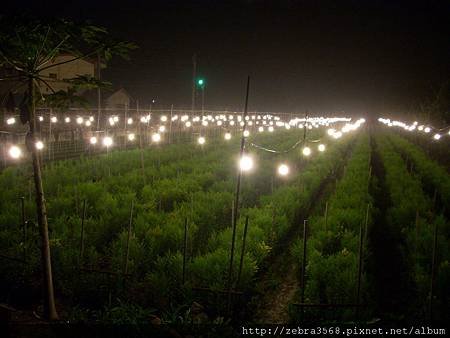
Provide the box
[289,133,372,321]
[375,135,449,321]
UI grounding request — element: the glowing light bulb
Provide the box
[6,117,16,125]
[333,131,342,139]
[160,115,167,122]
[152,133,161,143]
[224,132,232,140]
[302,146,311,156]
[128,133,135,141]
[76,117,83,124]
[90,136,97,145]
[318,144,326,152]
[38,116,44,122]
[424,127,431,133]
[85,120,91,127]
[185,121,192,127]
[198,136,206,145]
[239,155,253,172]
[278,164,289,176]
[127,118,133,125]
[243,130,250,137]
[258,126,264,132]
[268,126,274,132]
[51,116,57,123]
[433,134,441,140]
[103,136,113,147]
[35,141,44,150]
[159,125,166,132]
[8,145,22,159]
[65,117,71,123]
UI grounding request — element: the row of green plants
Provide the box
[138,131,358,318]
[386,132,450,213]
[375,134,449,321]
[290,134,372,321]
[0,129,322,313]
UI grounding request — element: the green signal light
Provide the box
[197,79,204,86]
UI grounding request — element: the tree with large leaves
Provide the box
[0,15,137,320]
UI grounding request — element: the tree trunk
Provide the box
[28,77,59,321]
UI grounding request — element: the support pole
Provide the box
[20,197,26,259]
[182,217,188,284]
[300,219,308,317]
[324,202,328,231]
[79,199,87,264]
[356,218,364,318]
[227,76,250,312]
[124,200,134,276]
[169,104,173,144]
[429,220,438,321]
[236,215,249,288]
[137,100,146,185]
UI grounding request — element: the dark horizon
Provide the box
[2,0,449,115]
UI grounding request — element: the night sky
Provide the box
[2,0,450,115]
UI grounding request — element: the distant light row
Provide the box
[378,118,449,140]
[4,114,351,131]
[326,118,366,139]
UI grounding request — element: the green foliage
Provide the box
[292,134,372,320]
[375,133,450,320]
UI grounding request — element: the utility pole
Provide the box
[191,54,197,115]
[96,52,102,130]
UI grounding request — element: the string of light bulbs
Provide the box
[378,117,450,141]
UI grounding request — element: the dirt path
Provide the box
[250,142,354,323]
[366,135,416,319]
[253,250,299,323]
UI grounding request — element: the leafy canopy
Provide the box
[0,15,137,112]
